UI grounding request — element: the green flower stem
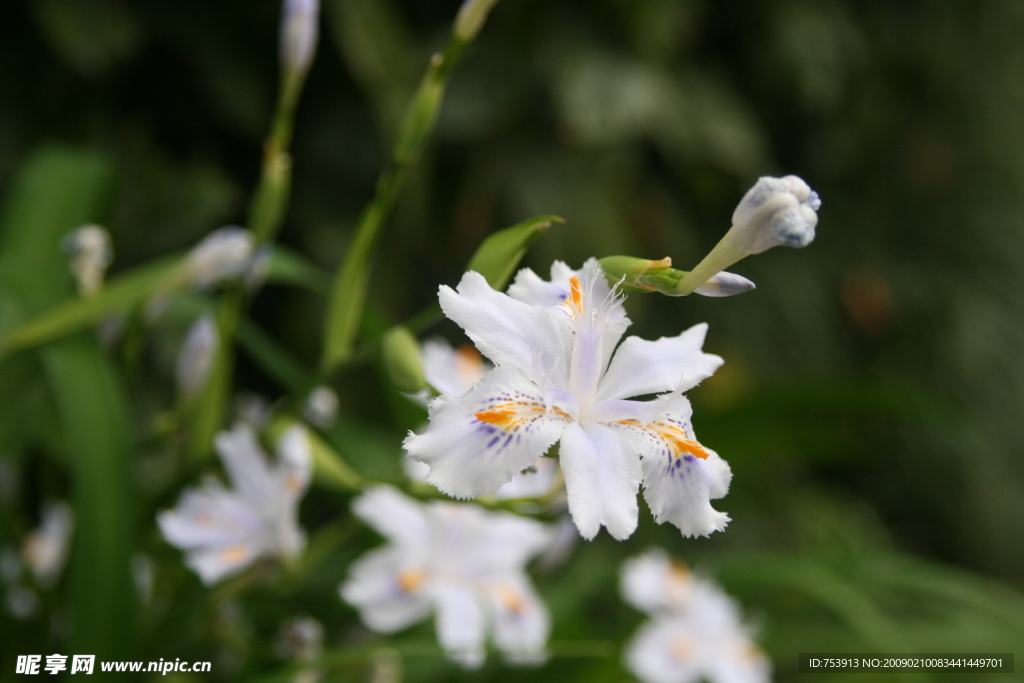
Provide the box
[319,31,480,374]
[187,51,313,459]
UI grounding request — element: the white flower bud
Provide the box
[677,175,820,294]
[63,225,113,297]
[731,175,820,254]
[693,271,757,297]
[185,227,255,288]
[303,385,338,429]
[453,0,500,41]
[177,314,219,399]
[280,0,319,79]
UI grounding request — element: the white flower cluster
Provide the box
[340,486,552,668]
[622,549,770,683]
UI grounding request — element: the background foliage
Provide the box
[1,0,1023,681]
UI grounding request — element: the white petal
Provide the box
[611,399,732,538]
[434,583,487,668]
[620,548,694,616]
[706,636,772,683]
[625,617,703,683]
[507,266,570,307]
[493,457,560,500]
[185,542,264,586]
[22,501,74,587]
[595,323,723,402]
[439,271,567,387]
[404,367,567,499]
[157,482,264,549]
[276,425,313,496]
[420,338,489,398]
[215,425,275,503]
[351,486,432,551]
[340,547,433,633]
[430,503,552,571]
[486,576,550,665]
[558,422,641,541]
[641,445,731,539]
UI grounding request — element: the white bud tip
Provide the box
[281,0,320,75]
[731,175,821,254]
[694,271,756,297]
[454,0,500,41]
[186,226,255,287]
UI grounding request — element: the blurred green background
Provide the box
[1,0,1023,681]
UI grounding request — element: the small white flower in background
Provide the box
[233,392,273,429]
[677,175,820,295]
[63,225,113,297]
[22,501,74,588]
[244,245,275,293]
[405,258,730,541]
[340,486,553,668]
[184,227,256,288]
[275,615,324,662]
[132,554,154,604]
[4,584,39,620]
[280,0,320,79]
[621,549,770,683]
[177,314,219,400]
[303,385,339,429]
[158,423,312,585]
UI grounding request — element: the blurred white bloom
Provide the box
[22,501,74,588]
[405,259,730,541]
[63,225,113,297]
[678,175,820,294]
[303,385,338,429]
[4,584,39,620]
[244,245,275,293]
[280,0,319,79]
[177,314,219,400]
[185,227,256,288]
[340,486,553,668]
[621,549,770,683]
[275,615,324,662]
[158,424,312,585]
[420,338,489,398]
[233,392,272,429]
[1,545,22,584]
[132,554,154,604]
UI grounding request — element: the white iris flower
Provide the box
[158,424,312,585]
[340,486,552,669]
[404,258,730,540]
[621,549,770,683]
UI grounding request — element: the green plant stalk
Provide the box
[319,34,473,374]
[187,61,310,460]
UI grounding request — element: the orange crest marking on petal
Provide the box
[649,421,712,459]
[397,568,427,592]
[563,275,584,318]
[670,635,694,662]
[497,585,527,615]
[474,400,549,431]
[218,545,249,564]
